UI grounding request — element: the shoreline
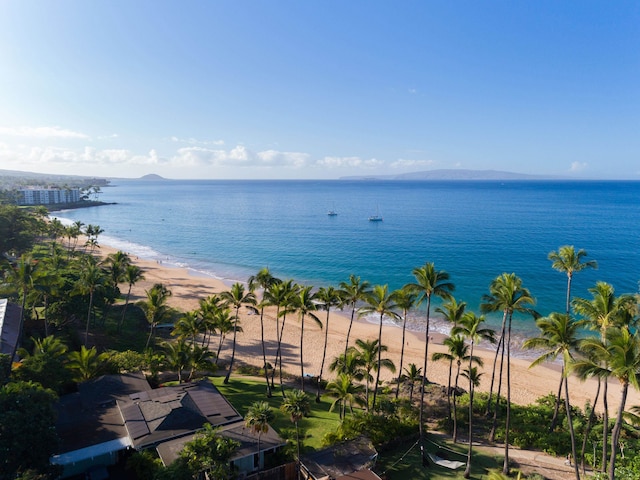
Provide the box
[96,241,640,412]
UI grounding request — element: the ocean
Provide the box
[52,179,640,342]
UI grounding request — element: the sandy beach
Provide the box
[99,243,640,411]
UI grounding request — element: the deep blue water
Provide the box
[52,180,640,339]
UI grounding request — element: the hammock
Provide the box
[427,453,465,470]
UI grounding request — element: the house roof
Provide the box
[119,380,243,449]
[155,421,285,467]
[300,436,378,480]
[56,372,151,454]
[0,299,21,357]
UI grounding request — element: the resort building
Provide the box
[52,373,285,479]
[17,187,81,206]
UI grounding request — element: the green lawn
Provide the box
[210,376,341,451]
[376,438,503,480]
[211,376,507,479]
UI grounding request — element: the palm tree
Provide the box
[245,401,275,471]
[249,268,280,397]
[435,297,467,425]
[546,245,597,433]
[75,257,107,347]
[140,283,172,349]
[186,344,216,381]
[480,273,536,475]
[523,312,581,480]
[104,250,131,293]
[221,282,257,384]
[432,335,482,443]
[326,373,365,419]
[391,286,418,399]
[358,284,400,409]
[451,311,496,478]
[355,338,395,411]
[329,348,365,381]
[172,310,203,346]
[163,339,190,383]
[407,262,454,465]
[402,363,422,404]
[548,245,597,315]
[572,281,636,471]
[314,286,341,402]
[338,274,371,359]
[5,254,37,360]
[213,307,236,365]
[291,286,321,392]
[573,327,640,480]
[525,311,580,419]
[67,345,108,382]
[281,389,311,475]
[118,264,145,333]
[265,279,297,392]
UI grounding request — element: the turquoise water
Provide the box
[52,180,640,339]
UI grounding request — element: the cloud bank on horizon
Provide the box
[0,2,638,180]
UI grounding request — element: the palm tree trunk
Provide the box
[446,358,453,431]
[485,315,506,416]
[275,313,288,397]
[84,291,94,347]
[608,383,629,480]
[344,306,356,359]
[489,329,506,442]
[564,361,580,480]
[260,308,272,397]
[452,362,460,443]
[299,314,305,392]
[215,333,226,365]
[372,313,384,410]
[502,314,512,475]
[549,368,564,431]
[223,307,240,384]
[602,380,609,473]
[118,285,133,333]
[317,309,330,402]
[396,312,408,400]
[419,296,432,467]
[581,378,601,476]
[463,342,475,479]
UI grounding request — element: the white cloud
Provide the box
[316,156,383,168]
[170,136,225,146]
[172,145,310,168]
[0,126,90,139]
[570,161,588,172]
[389,158,434,169]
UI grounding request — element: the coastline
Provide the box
[96,241,640,411]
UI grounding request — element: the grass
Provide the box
[376,438,503,480]
[211,375,508,479]
[210,376,342,451]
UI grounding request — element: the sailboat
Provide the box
[368,206,383,222]
[327,203,338,216]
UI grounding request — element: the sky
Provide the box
[0,1,638,180]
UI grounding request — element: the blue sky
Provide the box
[0,1,638,180]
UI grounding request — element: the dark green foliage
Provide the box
[0,381,59,479]
[105,349,148,373]
[0,205,44,255]
[125,450,163,480]
[13,353,73,394]
[324,412,417,448]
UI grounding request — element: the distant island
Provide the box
[139,173,166,181]
[339,169,566,181]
